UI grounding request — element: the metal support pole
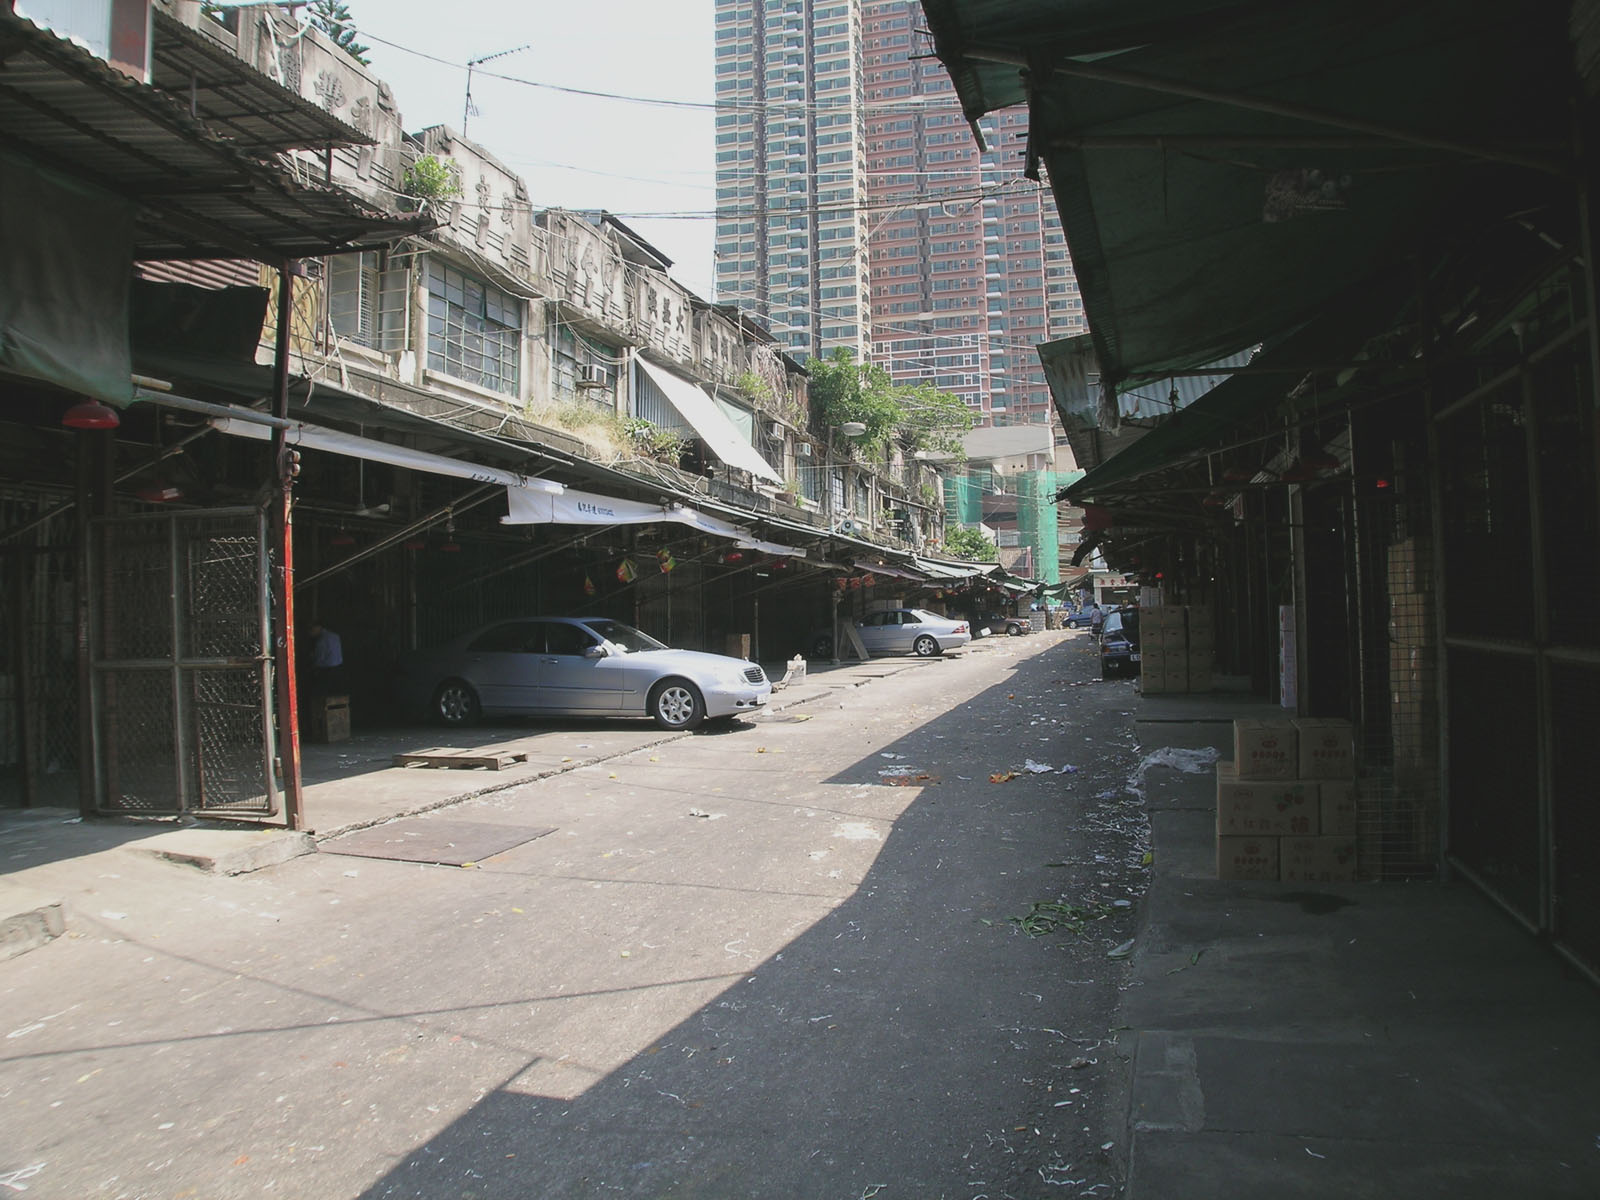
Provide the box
[269,265,304,830]
[1522,362,1555,931]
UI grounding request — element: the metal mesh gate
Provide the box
[0,518,80,810]
[1432,283,1600,980]
[89,509,276,816]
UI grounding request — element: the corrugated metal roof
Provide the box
[0,12,426,261]
[149,10,373,154]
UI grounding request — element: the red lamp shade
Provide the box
[63,400,120,430]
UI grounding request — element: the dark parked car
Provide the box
[974,614,1031,637]
[1099,607,1142,678]
[399,616,770,730]
[1064,608,1096,629]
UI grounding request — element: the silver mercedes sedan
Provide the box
[400,617,770,730]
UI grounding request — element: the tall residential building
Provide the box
[712,0,871,362]
[713,0,1087,425]
[863,2,1085,426]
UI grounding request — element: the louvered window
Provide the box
[329,251,407,352]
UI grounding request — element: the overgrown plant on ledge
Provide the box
[621,417,686,465]
[400,155,462,210]
[736,369,805,428]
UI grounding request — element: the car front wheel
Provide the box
[433,679,480,727]
[912,634,940,657]
[649,678,705,730]
[1006,623,1024,636]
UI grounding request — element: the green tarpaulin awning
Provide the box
[921,0,1572,391]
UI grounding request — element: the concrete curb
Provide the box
[133,828,318,875]
[0,895,66,961]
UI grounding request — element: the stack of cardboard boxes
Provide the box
[1216,717,1360,882]
[1138,604,1214,694]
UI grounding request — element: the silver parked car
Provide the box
[401,617,770,730]
[854,608,972,657]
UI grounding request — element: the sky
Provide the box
[354,0,718,297]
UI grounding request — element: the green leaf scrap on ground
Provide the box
[1008,900,1111,938]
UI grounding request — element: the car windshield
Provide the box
[579,619,667,654]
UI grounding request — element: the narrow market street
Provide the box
[1,630,1154,1200]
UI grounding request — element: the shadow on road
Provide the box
[354,637,1147,1198]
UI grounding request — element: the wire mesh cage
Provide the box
[91,509,275,816]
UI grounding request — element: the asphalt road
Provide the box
[1,630,1152,1200]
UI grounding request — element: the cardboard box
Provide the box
[309,694,350,743]
[1218,835,1280,881]
[1141,605,1184,631]
[1186,606,1215,649]
[1234,719,1298,779]
[1216,762,1318,835]
[1280,836,1359,883]
[1161,663,1188,692]
[1293,718,1355,779]
[1140,642,1167,668]
[1318,779,1358,836]
[1140,667,1166,694]
[1159,624,1188,650]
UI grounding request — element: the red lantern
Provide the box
[63,400,120,430]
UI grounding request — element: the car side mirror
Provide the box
[583,644,608,659]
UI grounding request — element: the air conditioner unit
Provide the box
[768,422,784,438]
[576,365,609,387]
[796,443,813,457]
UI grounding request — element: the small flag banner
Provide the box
[657,548,676,573]
[616,558,637,583]
[583,573,596,596]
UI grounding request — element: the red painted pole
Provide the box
[270,263,305,830]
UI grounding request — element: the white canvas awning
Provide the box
[503,485,805,558]
[211,416,564,495]
[635,358,782,484]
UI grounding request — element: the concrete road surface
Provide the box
[1,630,1151,1199]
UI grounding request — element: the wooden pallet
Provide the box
[392,748,530,771]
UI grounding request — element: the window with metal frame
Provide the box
[552,323,620,410]
[425,260,522,395]
[329,250,407,352]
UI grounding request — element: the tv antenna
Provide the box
[463,44,531,137]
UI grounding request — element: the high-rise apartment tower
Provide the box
[713,0,1086,424]
[712,0,872,361]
